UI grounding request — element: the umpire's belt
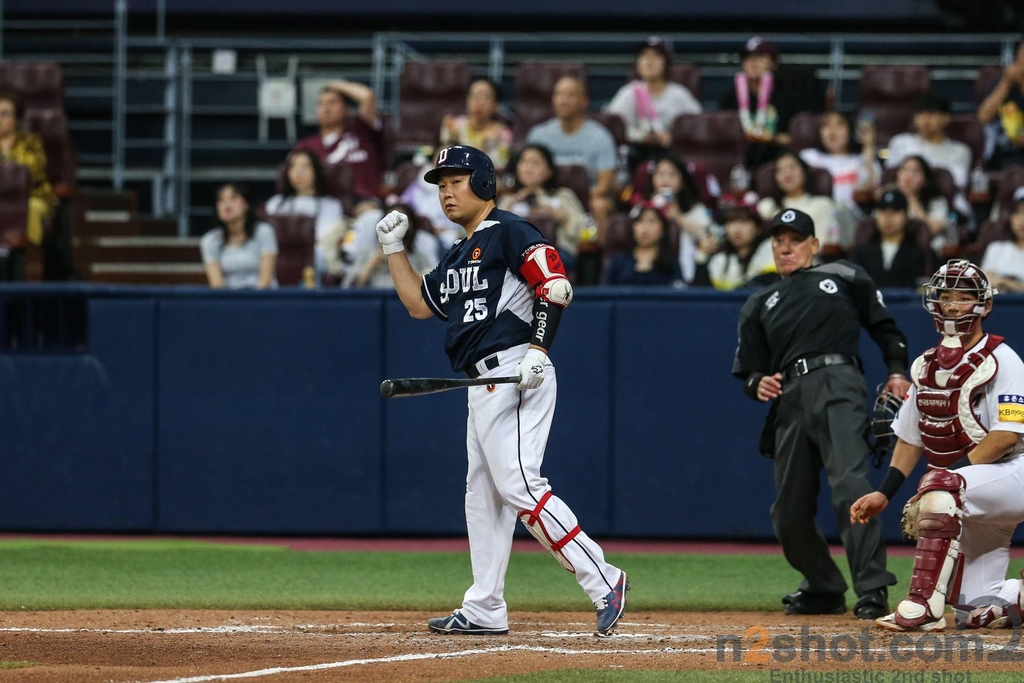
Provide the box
[782,353,861,381]
[464,343,530,379]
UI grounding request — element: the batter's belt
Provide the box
[781,353,862,381]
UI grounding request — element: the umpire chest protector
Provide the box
[912,334,1004,467]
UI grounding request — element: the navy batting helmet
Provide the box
[424,145,497,200]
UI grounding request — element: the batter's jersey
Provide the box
[421,208,546,372]
[893,336,1024,457]
[732,260,908,378]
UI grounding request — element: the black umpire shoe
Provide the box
[782,590,847,615]
[853,588,889,620]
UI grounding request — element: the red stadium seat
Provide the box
[0,62,64,110]
[946,114,985,168]
[588,112,626,148]
[859,65,932,146]
[0,161,30,248]
[970,218,1013,258]
[513,62,587,143]
[787,112,823,153]
[556,164,590,210]
[670,112,746,185]
[975,66,1003,105]
[753,160,833,201]
[263,213,316,286]
[668,63,701,100]
[23,108,76,197]
[397,60,472,149]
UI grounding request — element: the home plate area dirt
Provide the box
[0,610,1021,682]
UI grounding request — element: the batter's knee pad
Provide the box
[894,469,966,629]
[518,491,579,573]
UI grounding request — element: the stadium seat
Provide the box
[993,165,1024,217]
[589,112,626,147]
[0,161,30,248]
[668,63,701,100]
[23,108,76,197]
[670,112,746,184]
[323,162,357,215]
[397,60,472,149]
[0,62,64,110]
[513,61,587,143]
[975,65,1002,104]
[787,112,822,152]
[753,160,833,200]
[946,114,985,168]
[880,165,957,207]
[556,164,590,209]
[970,218,1012,257]
[859,65,932,146]
[263,213,316,286]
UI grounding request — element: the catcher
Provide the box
[851,260,1024,631]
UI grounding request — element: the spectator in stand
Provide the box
[439,79,513,172]
[886,92,971,190]
[981,188,1024,292]
[799,111,881,216]
[978,41,1024,171]
[629,154,712,283]
[892,155,955,251]
[265,150,345,278]
[603,203,682,286]
[693,203,775,290]
[604,37,701,151]
[345,203,438,289]
[496,144,588,271]
[526,76,618,231]
[0,91,54,246]
[292,80,383,205]
[756,151,854,249]
[719,37,800,168]
[850,188,929,289]
[200,183,278,289]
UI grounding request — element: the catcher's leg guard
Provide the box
[886,469,966,631]
[518,491,579,573]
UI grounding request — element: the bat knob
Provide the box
[380,380,395,398]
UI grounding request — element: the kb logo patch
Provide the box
[819,278,838,294]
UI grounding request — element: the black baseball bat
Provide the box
[380,376,520,398]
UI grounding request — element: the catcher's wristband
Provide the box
[382,242,405,255]
[878,467,906,501]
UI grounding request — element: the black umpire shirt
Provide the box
[731,260,908,399]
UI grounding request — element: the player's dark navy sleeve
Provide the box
[421,260,448,321]
[498,210,546,275]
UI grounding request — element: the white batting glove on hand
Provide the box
[375,210,409,254]
[516,348,548,391]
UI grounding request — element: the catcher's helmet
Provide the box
[922,259,995,337]
[424,145,497,200]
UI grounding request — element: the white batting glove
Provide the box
[516,348,548,391]
[375,210,409,254]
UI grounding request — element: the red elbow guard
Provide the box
[520,244,573,306]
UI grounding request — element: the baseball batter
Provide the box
[851,260,1024,631]
[376,145,628,636]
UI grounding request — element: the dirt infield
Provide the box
[0,609,1020,682]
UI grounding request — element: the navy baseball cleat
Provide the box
[595,570,629,636]
[427,610,509,635]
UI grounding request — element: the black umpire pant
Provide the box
[771,364,896,597]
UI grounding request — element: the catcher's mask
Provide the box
[922,259,995,338]
[869,384,904,466]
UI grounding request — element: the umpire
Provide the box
[732,208,911,620]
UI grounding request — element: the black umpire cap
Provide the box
[770,208,815,239]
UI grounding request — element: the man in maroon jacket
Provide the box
[292,79,384,203]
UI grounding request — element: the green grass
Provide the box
[0,539,1022,613]
[0,662,38,670]
[467,674,1024,683]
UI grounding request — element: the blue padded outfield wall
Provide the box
[1,285,1023,543]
